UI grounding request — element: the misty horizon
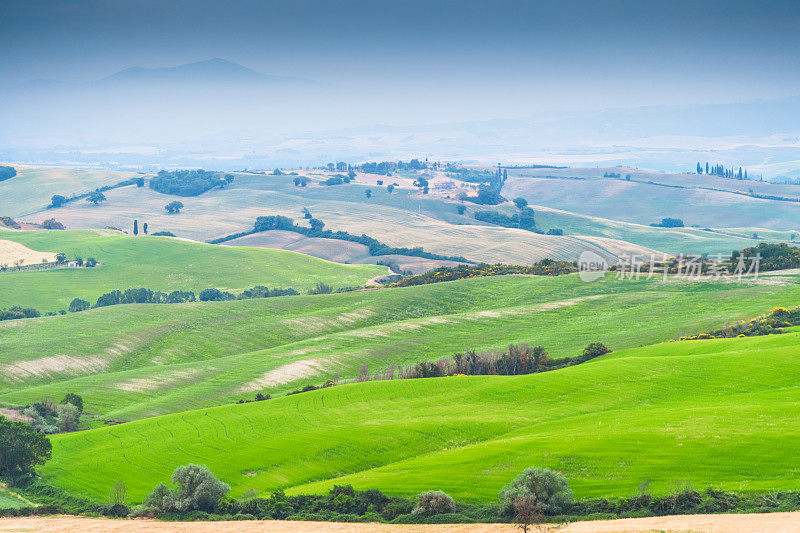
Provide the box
[1,1,799,175]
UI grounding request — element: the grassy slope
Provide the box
[0,229,385,310]
[532,206,779,256]
[0,165,142,217]
[41,331,800,504]
[0,486,32,509]
[503,172,800,231]
[20,168,795,262]
[16,173,663,264]
[3,273,800,421]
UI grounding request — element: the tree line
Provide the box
[49,176,146,209]
[209,213,470,263]
[696,162,758,181]
[390,261,578,288]
[68,284,300,314]
[356,342,610,382]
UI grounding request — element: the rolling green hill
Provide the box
[0,165,143,217]
[2,272,800,421]
[504,168,800,231]
[18,167,796,266]
[40,331,800,504]
[0,229,385,310]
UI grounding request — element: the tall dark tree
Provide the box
[0,417,52,483]
[143,222,148,234]
[133,220,138,235]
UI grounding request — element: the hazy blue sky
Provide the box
[2,0,799,113]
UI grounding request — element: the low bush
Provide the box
[412,491,456,516]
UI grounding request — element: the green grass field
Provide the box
[3,272,800,421]
[0,165,143,217]
[0,229,385,310]
[40,330,800,504]
[0,486,33,509]
[503,170,800,231]
[532,206,784,256]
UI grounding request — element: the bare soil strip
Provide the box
[3,512,800,532]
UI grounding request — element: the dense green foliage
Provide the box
[0,166,17,182]
[474,208,537,231]
[650,217,685,228]
[0,306,40,322]
[467,183,504,205]
[149,170,227,196]
[144,464,230,513]
[499,467,573,515]
[85,191,106,205]
[165,200,184,214]
[0,417,52,483]
[391,262,577,287]
[730,242,800,272]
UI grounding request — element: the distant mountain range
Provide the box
[6,58,314,92]
[1,59,798,175]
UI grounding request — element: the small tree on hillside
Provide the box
[50,195,67,208]
[171,464,230,512]
[582,343,610,360]
[61,393,84,413]
[86,191,106,205]
[133,220,138,235]
[165,201,184,214]
[365,189,372,198]
[412,490,456,516]
[457,205,466,215]
[143,222,148,234]
[69,298,90,313]
[511,495,544,533]
[56,403,80,432]
[499,467,573,517]
[513,197,528,209]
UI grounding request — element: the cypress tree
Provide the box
[133,220,138,236]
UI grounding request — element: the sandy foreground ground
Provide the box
[2,513,800,533]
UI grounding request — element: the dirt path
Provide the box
[2,512,800,532]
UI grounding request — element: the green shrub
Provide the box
[412,490,456,516]
[68,298,90,313]
[499,467,573,516]
[144,483,174,513]
[171,464,230,512]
